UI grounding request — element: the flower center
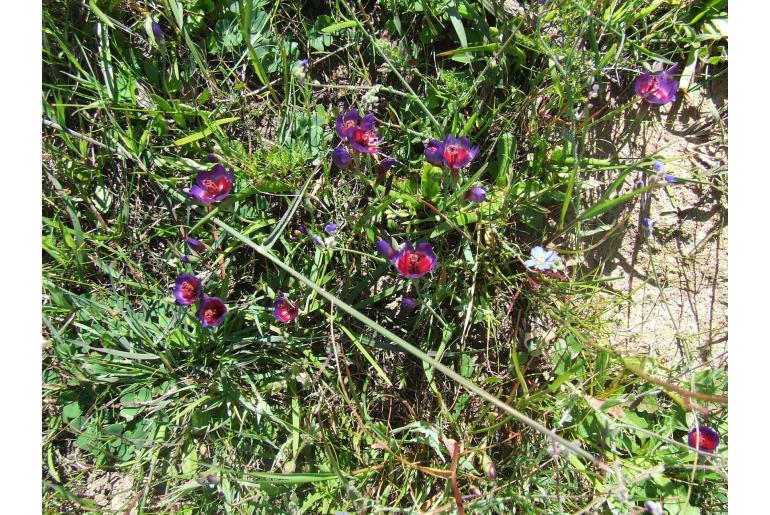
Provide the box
[203,307,218,322]
[397,251,432,276]
[201,177,231,197]
[443,145,469,168]
[179,281,198,300]
[353,129,377,148]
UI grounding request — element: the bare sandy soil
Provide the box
[584,74,727,369]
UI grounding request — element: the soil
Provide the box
[584,73,728,368]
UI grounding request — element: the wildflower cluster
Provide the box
[172,274,227,328]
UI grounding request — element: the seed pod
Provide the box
[481,454,496,481]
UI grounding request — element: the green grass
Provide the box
[43,0,727,513]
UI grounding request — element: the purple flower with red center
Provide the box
[442,134,479,171]
[424,139,445,166]
[376,239,395,260]
[332,146,352,169]
[272,297,299,323]
[465,187,488,203]
[188,164,235,204]
[336,109,362,141]
[688,425,720,453]
[635,63,680,105]
[390,241,438,279]
[196,296,227,328]
[172,274,202,305]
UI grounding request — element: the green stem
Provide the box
[340,3,441,133]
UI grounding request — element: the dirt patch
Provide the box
[81,470,138,514]
[585,74,727,367]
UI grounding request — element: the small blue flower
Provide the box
[641,217,654,235]
[180,255,191,263]
[311,234,325,247]
[644,501,664,515]
[292,59,308,79]
[524,246,560,271]
[652,160,665,172]
[664,174,679,185]
[325,223,338,235]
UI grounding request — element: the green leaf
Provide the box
[173,117,240,146]
[578,185,655,221]
[447,2,468,48]
[421,163,443,201]
[62,401,81,420]
[321,20,359,33]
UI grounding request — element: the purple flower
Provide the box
[180,255,191,264]
[401,296,418,313]
[151,21,164,42]
[173,274,202,305]
[196,296,227,328]
[652,159,665,172]
[524,246,559,271]
[206,153,218,163]
[442,134,479,171]
[378,157,396,174]
[641,217,654,234]
[186,237,202,250]
[391,241,438,279]
[324,223,338,235]
[424,139,445,166]
[465,187,488,203]
[299,225,308,235]
[187,164,234,204]
[376,239,395,259]
[335,109,362,141]
[272,297,298,323]
[635,63,680,105]
[311,234,325,247]
[332,146,352,169]
[688,425,720,453]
